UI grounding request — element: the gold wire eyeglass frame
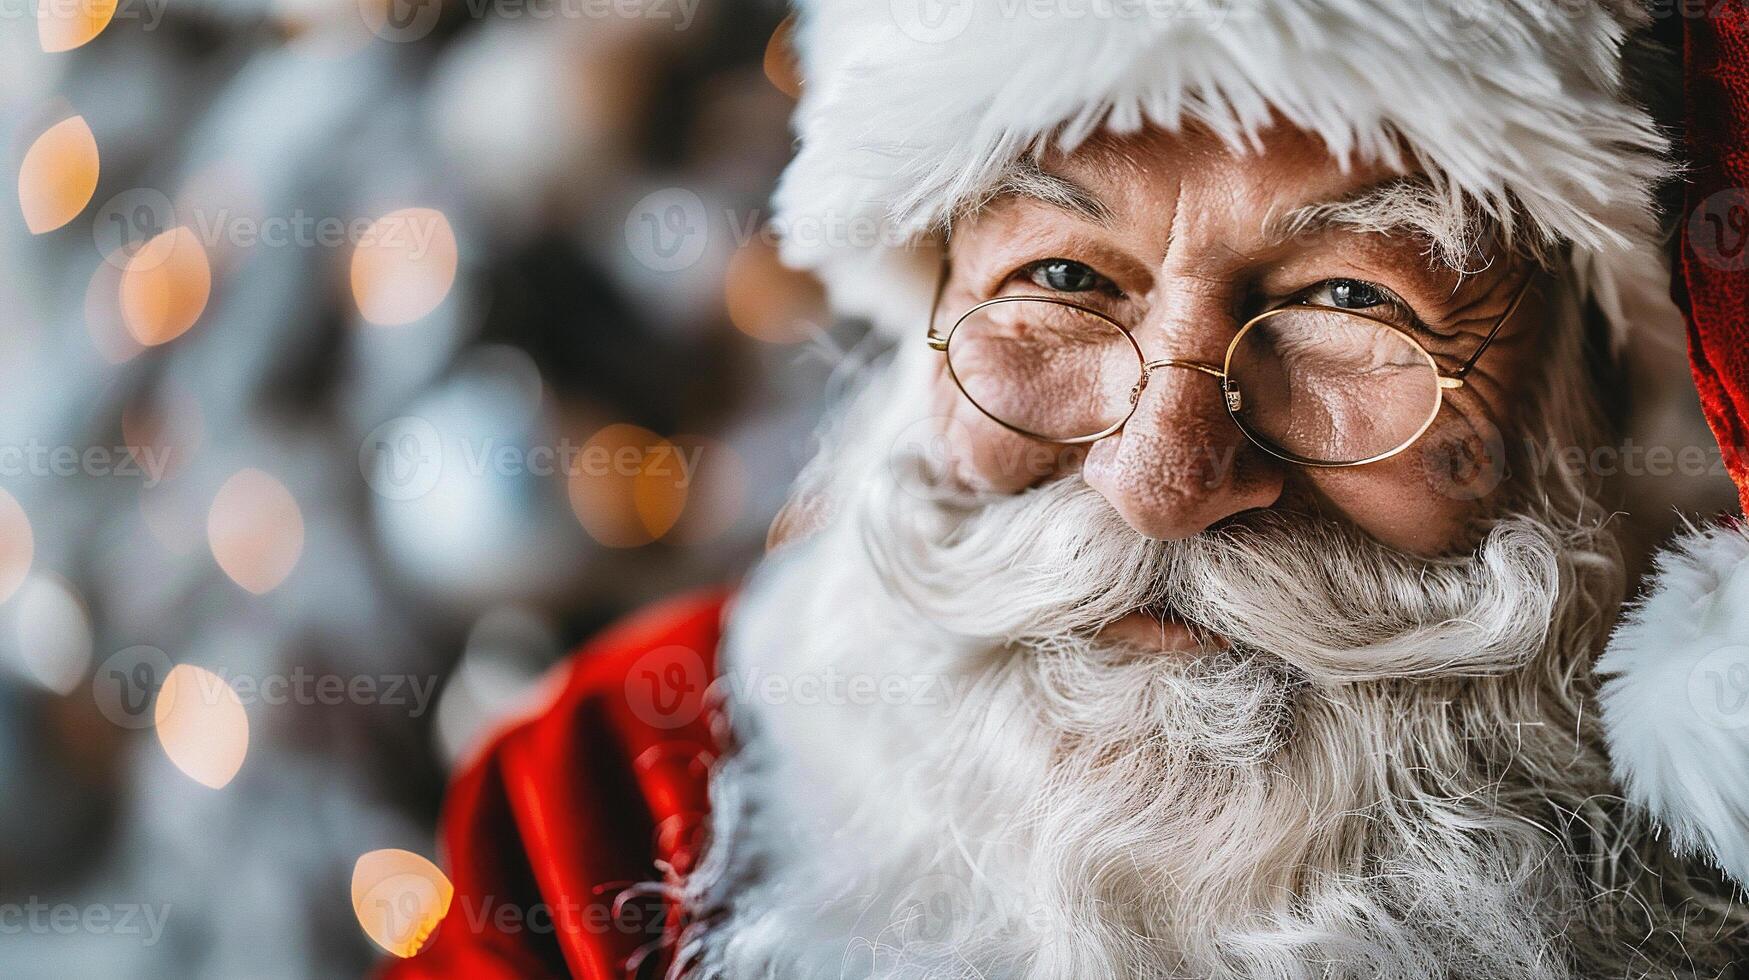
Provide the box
[924,259,1535,467]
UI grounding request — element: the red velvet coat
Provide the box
[382,590,729,980]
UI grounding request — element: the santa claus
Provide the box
[387,0,1749,977]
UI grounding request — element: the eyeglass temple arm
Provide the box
[1441,276,1536,389]
[925,254,951,350]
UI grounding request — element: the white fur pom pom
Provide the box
[1597,521,1749,886]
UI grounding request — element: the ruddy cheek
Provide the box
[1300,450,1480,555]
[1411,408,1512,508]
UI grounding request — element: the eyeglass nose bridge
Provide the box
[1136,357,1242,412]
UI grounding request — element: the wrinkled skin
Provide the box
[931,125,1542,565]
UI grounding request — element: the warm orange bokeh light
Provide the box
[18,116,100,234]
[38,0,117,52]
[352,849,454,959]
[568,424,688,548]
[155,664,249,789]
[85,254,143,363]
[664,435,748,546]
[0,489,32,605]
[349,208,459,326]
[207,468,305,594]
[724,239,825,344]
[120,226,212,346]
[763,16,802,99]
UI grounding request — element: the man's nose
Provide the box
[1081,349,1284,541]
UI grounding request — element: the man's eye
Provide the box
[1302,278,1392,311]
[1026,259,1109,294]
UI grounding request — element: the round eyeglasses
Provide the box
[925,263,1533,467]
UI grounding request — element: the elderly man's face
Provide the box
[933,125,1542,567]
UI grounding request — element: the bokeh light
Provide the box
[84,254,144,364]
[763,17,802,99]
[0,488,33,604]
[120,227,212,346]
[9,574,92,695]
[154,664,249,789]
[349,208,459,326]
[568,423,686,548]
[723,239,825,344]
[207,469,304,595]
[37,0,117,52]
[18,116,100,234]
[664,435,749,546]
[351,849,453,959]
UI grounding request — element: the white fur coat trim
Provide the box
[1597,521,1749,886]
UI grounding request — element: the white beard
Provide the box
[671,345,1737,980]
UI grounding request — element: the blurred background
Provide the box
[0,0,859,975]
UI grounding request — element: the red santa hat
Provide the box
[769,0,1749,882]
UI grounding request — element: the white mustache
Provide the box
[861,473,1576,684]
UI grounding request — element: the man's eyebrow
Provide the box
[1261,175,1484,268]
[983,160,1115,226]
